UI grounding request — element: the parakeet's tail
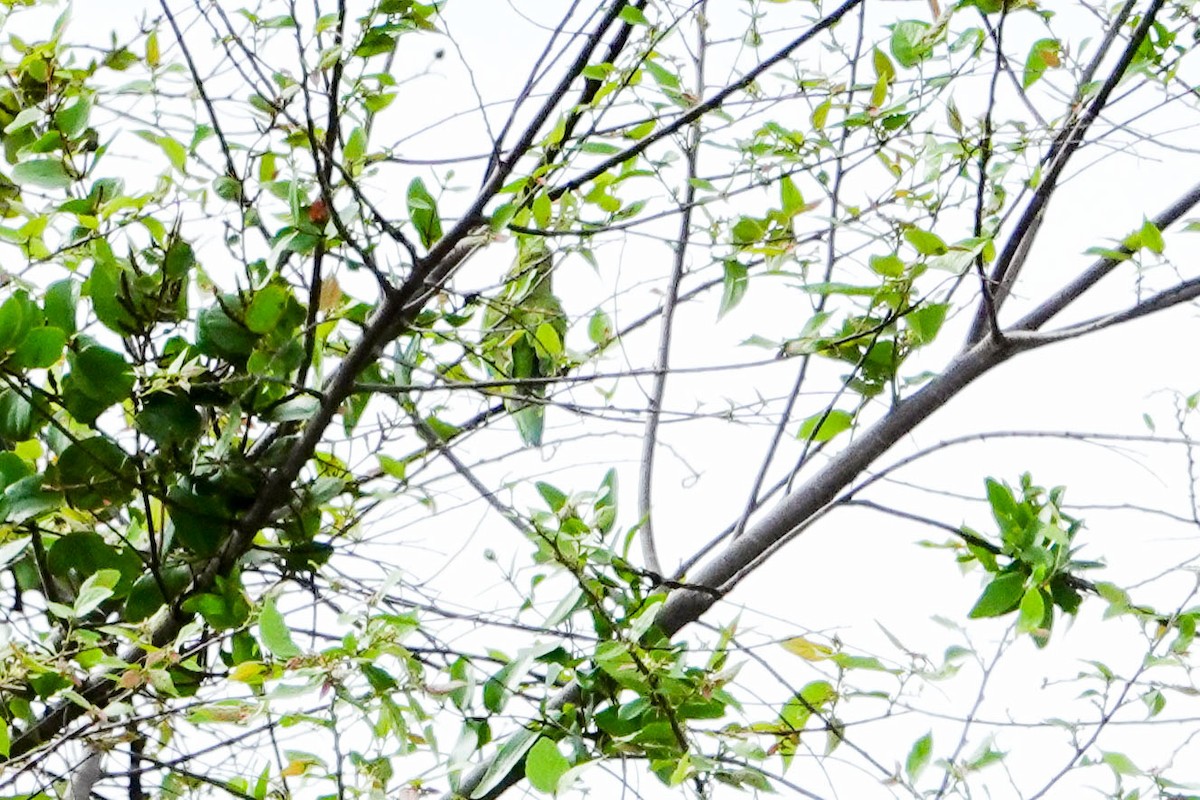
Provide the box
[507,398,545,447]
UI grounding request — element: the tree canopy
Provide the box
[2,1,1200,798]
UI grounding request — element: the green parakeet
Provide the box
[481,237,567,447]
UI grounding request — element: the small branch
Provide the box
[548,0,864,199]
[418,0,642,273]
[1011,274,1200,346]
[966,0,1165,344]
[970,4,1007,342]
[935,634,1011,798]
[731,0,868,542]
[1015,177,1200,331]
[638,5,707,578]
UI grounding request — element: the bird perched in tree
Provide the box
[481,236,567,447]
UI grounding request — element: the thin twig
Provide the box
[638,3,707,578]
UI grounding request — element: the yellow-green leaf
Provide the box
[781,636,833,660]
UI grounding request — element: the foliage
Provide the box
[0,1,1199,799]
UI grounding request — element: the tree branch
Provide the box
[965,0,1162,343]
[1015,177,1200,332]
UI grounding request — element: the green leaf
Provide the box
[525,738,570,794]
[424,415,461,442]
[0,474,62,524]
[407,178,443,248]
[363,91,396,113]
[245,285,289,334]
[968,571,1026,618]
[0,717,8,758]
[213,176,242,202]
[168,485,231,557]
[74,568,122,617]
[134,393,202,447]
[1083,246,1131,261]
[0,536,29,571]
[0,292,33,352]
[259,596,302,659]
[1143,687,1166,717]
[905,732,933,781]
[534,321,562,359]
[536,481,568,512]
[619,6,649,25]
[355,28,397,58]
[831,653,897,672]
[985,478,1017,529]
[124,567,191,622]
[587,309,613,345]
[57,437,134,511]
[186,700,260,725]
[578,141,622,155]
[1017,586,1046,633]
[775,680,833,731]
[153,135,187,172]
[797,409,853,443]
[182,576,250,630]
[378,454,407,481]
[890,20,932,68]
[0,452,31,488]
[800,282,877,297]
[472,728,540,799]
[781,636,832,661]
[869,254,905,277]
[344,126,366,165]
[965,746,1006,771]
[1100,751,1140,777]
[85,260,139,335]
[873,47,896,82]
[12,159,72,189]
[55,97,91,139]
[1140,218,1164,254]
[69,343,135,407]
[44,279,78,335]
[645,60,680,90]
[904,227,947,256]
[718,261,748,318]
[731,216,764,245]
[624,119,656,139]
[4,107,42,135]
[9,326,66,369]
[264,395,320,422]
[1022,38,1061,88]
[811,99,832,130]
[0,389,34,441]
[145,30,160,67]
[907,303,948,347]
[197,297,260,363]
[779,175,804,216]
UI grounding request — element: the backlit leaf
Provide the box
[259,596,302,659]
[905,732,933,781]
[525,738,570,794]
